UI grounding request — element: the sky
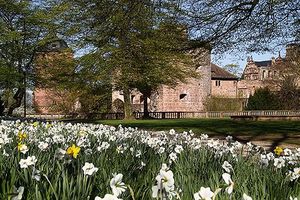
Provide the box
[211,46,287,75]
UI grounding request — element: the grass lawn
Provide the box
[66,118,300,148]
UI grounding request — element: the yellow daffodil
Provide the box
[67,144,80,158]
[17,143,29,154]
[18,131,27,141]
[32,122,39,127]
[274,146,283,156]
[17,143,23,151]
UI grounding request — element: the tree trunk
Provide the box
[123,88,134,120]
[7,87,25,116]
[143,94,150,119]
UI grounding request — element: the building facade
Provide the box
[33,39,75,114]
[237,43,300,99]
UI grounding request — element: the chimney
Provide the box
[271,57,275,65]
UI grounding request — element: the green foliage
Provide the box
[223,64,242,77]
[205,96,243,111]
[0,0,70,114]
[278,76,300,110]
[66,0,197,117]
[246,87,281,110]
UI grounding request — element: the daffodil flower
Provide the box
[82,162,98,176]
[222,161,233,173]
[243,193,253,200]
[66,144,80,158]
[95,194,123,200]
[11,186,24,200]
[17,143,29,154]
[194,187,214,200]
[222,173,234,195]
[17,131,27,141]
[274,146,283,156]
[110,173,127,197]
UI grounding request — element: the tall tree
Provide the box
[246,87,281,110]
[179,0,300,53]
[0,0,68,115]
[66,0,198,119]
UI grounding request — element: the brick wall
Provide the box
[211,80,237,98]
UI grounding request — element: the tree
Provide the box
[223,63,242,77]
[0,97,4,116]
[246,87,281,110]
[177,0,299,53]
[0,0,68,115]
[65,0,198,119]
[278,76,300,110]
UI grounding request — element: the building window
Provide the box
[131,95,135,103]
[262,70,266,79]
[179,93,187,100]
[139,95,144,104]
[215,80,221,86]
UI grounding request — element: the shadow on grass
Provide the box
[65,118,300,147]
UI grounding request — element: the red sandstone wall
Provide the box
[211,80,237,98]
[154,48,212,112]
[34,50,74,114]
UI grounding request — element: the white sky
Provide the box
[212,46,286,74]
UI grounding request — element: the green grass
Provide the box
[65,118,300,147]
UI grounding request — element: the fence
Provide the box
[134,110,300,119]
[25,110,300,120]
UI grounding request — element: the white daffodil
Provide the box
[152,163,177,199]
[288,167,300,181]
[260,154,269,166]
[158,147,165,154]
[32,167,41,181]
[290,197,298,200]
[18,144,29,154]
[11,186,24,200]
[55,148,66,160]
[222,173,234,194]
[169,152,177,162]
[194,187,214,200]
[110,173,127,197]
[38,141,49,151]
[156,167,175,192]
[95,194,123,200]
[19,156,37,169]
[82,162,98,176]
[274,157,285,168]
[243,193,253,200]
[222,161,233,173]
[225,135,233,141]
[174,145,184,154]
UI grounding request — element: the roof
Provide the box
[211,63,238,80]
[254,60,272,67]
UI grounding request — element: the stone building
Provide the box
[33,38,75,114]
[112,47,212,112]
[34,38,299,114]
[237,43,300,98]
[112,47,242,112]
[210,63,238,98]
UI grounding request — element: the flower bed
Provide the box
[0,120,299,200]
